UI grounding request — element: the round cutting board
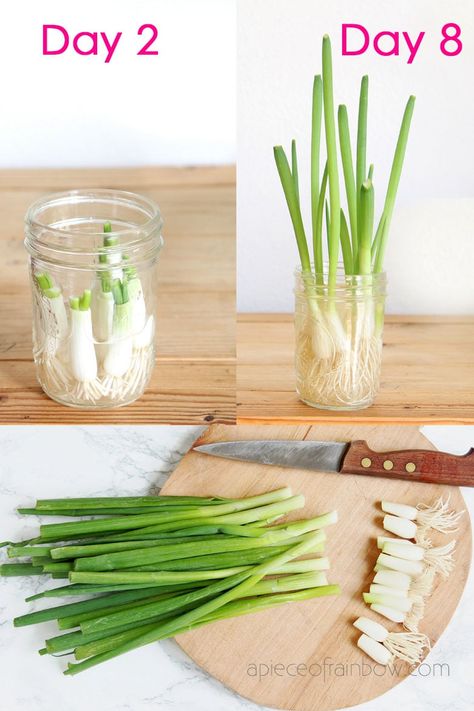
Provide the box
[161,425,471,711]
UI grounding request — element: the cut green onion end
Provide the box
[79,290,92,311]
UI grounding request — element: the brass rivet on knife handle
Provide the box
[340,440,474,487]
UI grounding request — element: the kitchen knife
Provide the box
[193,440,474,487]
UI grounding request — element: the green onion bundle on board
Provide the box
[1,488,339,676]
[274,35,415,410]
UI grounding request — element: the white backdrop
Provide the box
[237,0,474,314]
[0,0,235,167]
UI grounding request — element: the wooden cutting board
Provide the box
[161,424,471,711]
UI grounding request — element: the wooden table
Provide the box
[237,313,474,424]
[0,166,235,424]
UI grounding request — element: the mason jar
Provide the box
[294,265,387,410]
[24,189,164,408]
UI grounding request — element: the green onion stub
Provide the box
[1,489,339,674]
[274,35,414,410]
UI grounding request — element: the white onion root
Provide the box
[403,595,425,632]
[416,497,464,543]
[35,343,154,407]
[354,617,430,665]
[295,292,383,409]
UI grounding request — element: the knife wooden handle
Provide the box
[341,440,474,487]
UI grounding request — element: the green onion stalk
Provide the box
[102,277,133,378]
[27,494,230,511]
[123,260,153,349]
[90,222,134,379]
[91,222,116,361]
[274,34,415,409]
[68,290,101,402]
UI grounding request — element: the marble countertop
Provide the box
[0,424,472,711]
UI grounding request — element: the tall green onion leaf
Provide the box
[291,139,300,202]
[321,35,340,288]
[324,200,330,257]
[273,146,311,271]
[373,96,416,272]
[339,209,353,274]
[356,75,369,250]
[371,214,385,263]
[338,104,358,258]
[311,75,323,248]
[314,162,328,276]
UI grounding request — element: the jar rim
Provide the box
[25,188,162,238]
[24,188,164,269]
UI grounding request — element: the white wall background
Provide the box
[0,0,235,167]
[237,0,474,314]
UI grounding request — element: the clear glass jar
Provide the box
[294,265,387,410]
[24,189,164,408]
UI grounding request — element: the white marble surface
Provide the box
[0,425,473,711]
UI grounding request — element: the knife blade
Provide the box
[194,440,474,487]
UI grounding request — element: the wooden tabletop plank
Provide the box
[0,360,235,424]
[237,314,474,424]
[0,165,235,190]
[0,167,235,424]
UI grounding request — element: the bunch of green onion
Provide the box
[274,35,415,407]
[1,488,339,676]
